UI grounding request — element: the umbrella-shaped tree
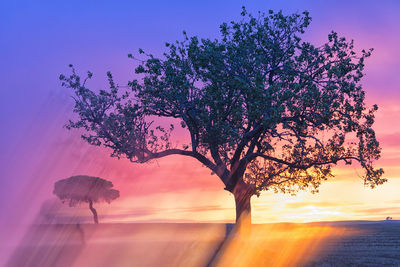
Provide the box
[53,175,120,224]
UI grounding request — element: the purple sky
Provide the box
[1,3,400,259]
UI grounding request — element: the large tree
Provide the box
[60,8,384,226]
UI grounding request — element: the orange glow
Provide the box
[212,224,361,267]
[8,222,369,267]
[3,2,400,266]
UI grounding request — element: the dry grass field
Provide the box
[6,221,400,267]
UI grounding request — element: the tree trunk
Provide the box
[232,180,253,228]
[88,200,99,224]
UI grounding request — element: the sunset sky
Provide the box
[1,0,400,236]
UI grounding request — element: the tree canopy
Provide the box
[54,175,119,224]
[60,8,384,224]
[54,175,120,206]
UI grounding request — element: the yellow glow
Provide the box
[212,224,361,267]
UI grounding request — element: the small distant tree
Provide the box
[53,175,120,224]
[60,8,385,226]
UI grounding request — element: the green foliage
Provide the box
[60,7,385,196]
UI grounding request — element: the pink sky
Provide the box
[1,1,400,235]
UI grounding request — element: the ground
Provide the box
[6,221,400,267]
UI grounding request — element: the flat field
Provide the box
[6,221,400,267]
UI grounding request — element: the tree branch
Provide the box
[136,148,231,185]
[248,152,361,169]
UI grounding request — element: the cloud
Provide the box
[179,205,230,213]
[285,201,362,209]
[102,209,160,218]
[354,207,400,215]
[96,204,231,222]
[378,132,400,148]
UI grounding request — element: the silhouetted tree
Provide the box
[53,175,120,224]
[60,8,384,226]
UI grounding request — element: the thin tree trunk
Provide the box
[88,199,99,224]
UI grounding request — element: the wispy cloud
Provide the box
[285,201,362,209]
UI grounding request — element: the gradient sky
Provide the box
[1,0,400,239]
